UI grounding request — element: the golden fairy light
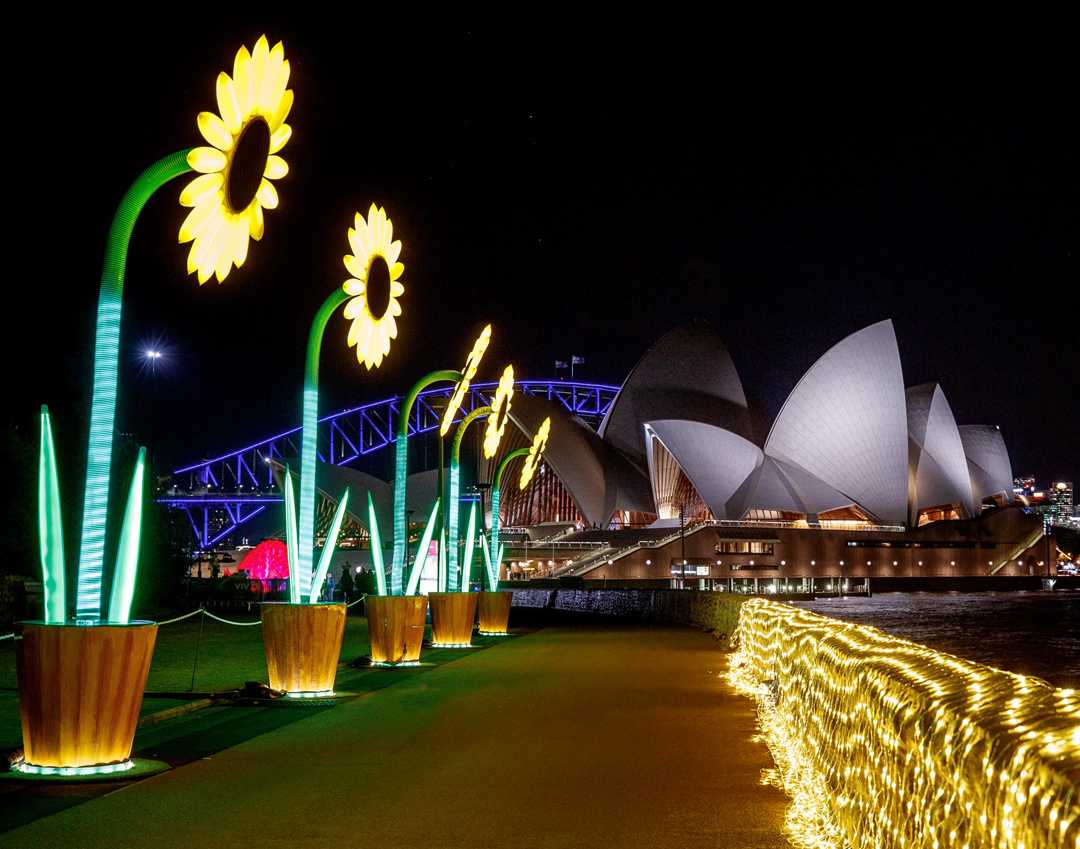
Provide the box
[727,599,1080,849]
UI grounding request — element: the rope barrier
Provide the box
[202,609,261,627]
[0,595,370,638]
[155,609,206,626]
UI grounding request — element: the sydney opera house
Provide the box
[479,319,1052,586]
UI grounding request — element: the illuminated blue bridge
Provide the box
[162,380,619,549]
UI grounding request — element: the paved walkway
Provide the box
[5,625,788,848]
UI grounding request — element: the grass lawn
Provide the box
[0,611,375,752]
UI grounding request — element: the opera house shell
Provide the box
[489,319,1013,531]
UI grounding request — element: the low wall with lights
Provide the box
[506,589,746,638]
[728,599,1079,849]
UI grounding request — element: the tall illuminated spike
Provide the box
[309,487,350,603]
[391,371,460,594]
[283,466,300,603]
[38,406,66,624]
[367,491,387,596]
[107,447,146,624]
[76,151,194,621]
[404,498,440,597]
[461,502,477,591]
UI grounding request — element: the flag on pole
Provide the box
[571,355,585,365]
[555,360,568,369]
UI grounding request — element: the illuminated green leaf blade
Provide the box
[108,447,146,624]
[284,465,300,604]
[38,406,66,624]
[404,498,440,596]
[367,491,387,596]
[461,502,477,593]
[309,487,350,603]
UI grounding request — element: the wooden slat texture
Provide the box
[261,603,346,693]
[429,592,479,645]
[477,591,513,634]
[366,596,428,664]
[16,622,158,767]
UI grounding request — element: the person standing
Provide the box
[339,564,355,603]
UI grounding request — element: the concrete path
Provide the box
[5,625,788,848]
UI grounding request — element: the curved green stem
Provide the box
[76,150,193,621]
[489,448,530,590]
[447,406,491,591]
[390,369,461,594]
[297,287,351,601]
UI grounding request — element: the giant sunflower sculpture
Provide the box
[520,416,551,490]
[484,364,515,458]
[342,204,405,369]
[179,35,294,284]
[440,324,492,435]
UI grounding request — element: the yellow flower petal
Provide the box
[387,240,402,265]
[248,203,264,241]
[216,72,243,134]
[390,261,404,281]
[251,35,270,112]
[256,179,278,210]
[233,45,254,118]
[198,111,233,151]
[188,147,227,174]
[390,281,405,297]
[179,173,223,208]
[179,200,217,243]
[343,255,368,280]
[269,40,284,69]
[269,123,292,154]
[232,215,251,268]
[269,89,293,132]
[264,155,288,180]
[214,229,235,283]
[389,298,403,317]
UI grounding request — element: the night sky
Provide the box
[7,21,1078,491]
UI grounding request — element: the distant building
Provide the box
[1013,475,1036,496]
[1049,481,1074,527]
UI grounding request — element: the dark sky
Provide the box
[7,20,1078,490]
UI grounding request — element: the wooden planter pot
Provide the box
[366,595,427,665]
[261,603,346,694]
[428,592,478,647]
[477,591,513,635]
[16,621,158,769]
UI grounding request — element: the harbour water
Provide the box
[792,591,1080,689]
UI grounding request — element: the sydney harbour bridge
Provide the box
[160,380,619,549]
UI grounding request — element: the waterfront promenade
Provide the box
[2,625,788,848]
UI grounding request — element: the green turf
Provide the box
[0,612,374,751]
[0,623,517,835]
